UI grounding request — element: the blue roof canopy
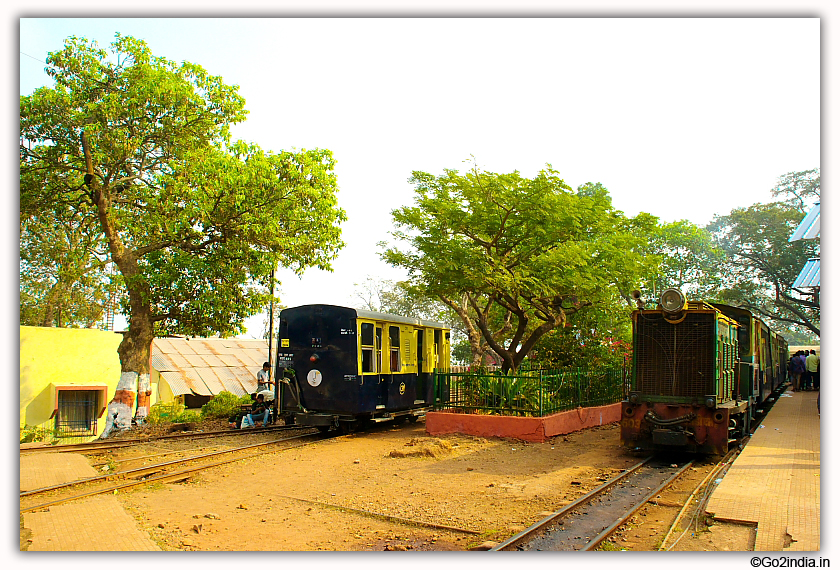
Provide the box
[789,202,820,242]
[792,258,820,289]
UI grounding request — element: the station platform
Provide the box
[706,388,820,551]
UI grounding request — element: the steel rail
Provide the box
[20,425,303,454]
[660,438,746,551]
[580,460,694,551]
[20,433,326,514]
[90,442,230,467]
[658,457,731,551]
[490,457,653,551]
[20,433,320,497]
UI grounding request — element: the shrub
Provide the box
[200,391,252,419]
[20,425,49,444]
[175,410,202,423]
[146,402,186,425]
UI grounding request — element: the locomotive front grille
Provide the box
[635,312,714,397]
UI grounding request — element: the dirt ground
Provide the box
[106,419,754,552]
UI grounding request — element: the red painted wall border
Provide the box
[425,402,622,442]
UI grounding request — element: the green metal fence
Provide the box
[433,365,628,417]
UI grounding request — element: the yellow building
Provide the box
[21,326,272,443]
[21,327,271,443]
[20,326,128,442]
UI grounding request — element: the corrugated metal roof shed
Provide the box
[183,368,212,396]
[151,352,175,372]
[160,372,193,397]
[183,353,209,368]
[790,202,820,242]
[153,337,175,354]
[793,258,820,288]
[152,337,269,398]
[217,353,247,367]
[195,367,227,394]
[198,353,227,367]
[214,368,249,396]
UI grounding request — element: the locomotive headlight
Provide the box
[660,288,686,314]
[705,397,716,409]
[629,393,639,404]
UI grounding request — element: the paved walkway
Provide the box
[20,452,160,551]
[706,389,820,551]
[20,452,99,492]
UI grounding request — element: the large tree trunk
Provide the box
[85,133,155,439]
[441,293,512,370]
[98,288,155,438]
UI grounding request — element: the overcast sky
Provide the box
[18,17,820,338]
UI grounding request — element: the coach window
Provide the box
[389,326,401,372]
[361,322,377,373]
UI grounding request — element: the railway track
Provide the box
[491,458,695,551]
[19,424,305,455]
[492,428,754,552]
[20,431,326,514]
[19,424,483,539]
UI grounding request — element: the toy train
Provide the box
[274,305,450,432]
[620,289,788,455]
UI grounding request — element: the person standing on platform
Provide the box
[789,351,805,391]
[806,350,820,391]
[797,351,810,390]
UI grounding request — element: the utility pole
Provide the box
[268,267,276,372]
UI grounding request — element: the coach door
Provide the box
[358,320,385,412]
[416,330,425,403]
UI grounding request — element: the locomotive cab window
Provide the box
[389,326,401,372]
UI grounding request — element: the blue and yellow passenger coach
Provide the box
[275,305,450,432]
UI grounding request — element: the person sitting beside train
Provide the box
[241,394,270,428]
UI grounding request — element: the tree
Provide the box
[771,168,820,211]
[382,163,656,373]
[707,201,819,336]
[528,298,632,370]
[633,219,725,304]
[20,35,345,436]
[19,204,115,328]
[352,277,447,321]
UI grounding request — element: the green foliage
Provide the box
[771,168,820,211]
[146,401,186,425]
[175,410,202,423]
[382,162,656,372]
[20,34,346,377]
[147,402,205,424]
[19,200,117,327]
[200,391,252,419]
[442,366,625,417]
[20,425,47,444]
[451,339,473,366]
[706,170,820,337]
[639,220,725,302]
